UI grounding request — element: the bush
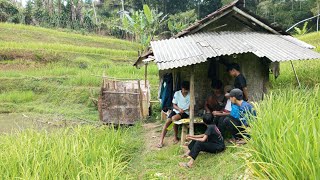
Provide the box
[244,87,320,179]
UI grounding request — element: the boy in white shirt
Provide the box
[158,81,190,148]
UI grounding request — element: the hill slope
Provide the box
[0,23,158,122]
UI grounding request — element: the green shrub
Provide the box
[0,125,142,179]
[244,87,320,179]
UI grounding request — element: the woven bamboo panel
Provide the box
[99,79,150,125]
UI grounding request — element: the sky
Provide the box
[20,0,26,7]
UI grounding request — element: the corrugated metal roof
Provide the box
[151,31,320,70]
[133,0,290,68]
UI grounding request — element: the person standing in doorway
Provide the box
[227,63,249,101]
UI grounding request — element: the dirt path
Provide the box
[142,122,178,153]
[142,122,162,152]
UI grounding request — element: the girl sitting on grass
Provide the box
[179,113,225,168]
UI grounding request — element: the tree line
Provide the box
[1,0,320,47]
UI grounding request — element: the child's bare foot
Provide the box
[236,139,247,145]
[227,138,236,144]
[157,143,163,148]
[179,162,192,168]
[181,154,188,158]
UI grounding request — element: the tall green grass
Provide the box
[0,125,142,179]
[0,42,137,58]
[0,23,140,51]
[0,91,35,103]
[244,87,320,179]
[271,60,320,88]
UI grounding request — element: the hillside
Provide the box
[0,23,158,123]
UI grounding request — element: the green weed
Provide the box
[0,91,35,103]
[0,125,143,179]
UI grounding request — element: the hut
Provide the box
[133,0,320,134]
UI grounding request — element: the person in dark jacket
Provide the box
[179,113,225,168]
[227,63,249,101]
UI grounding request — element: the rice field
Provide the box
[0,125,143,179]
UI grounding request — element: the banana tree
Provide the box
[122,4,167,50]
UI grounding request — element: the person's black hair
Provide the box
[226,63,241,72]
[211,79,223,89]
[181,81,190,90]
[203,113,214,125]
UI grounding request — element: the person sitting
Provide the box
[212,85,233,124]
[224,88,256,143]
[157,81,190,148]
[179,113,225,168]
[227,63,249,101]
[205,80,225,113]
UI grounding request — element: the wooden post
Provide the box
[145,64,148,88]
[189,66,195,136]
[181,124,188,146]
[290,60,301,88]
[144,64,149,117]
[172,69,176,92]
[137,80,144,119]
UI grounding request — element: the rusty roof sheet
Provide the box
[151,31,320,70]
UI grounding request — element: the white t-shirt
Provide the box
[224,99,232,112]
[172,90,190,115]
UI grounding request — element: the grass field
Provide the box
[0,22,320,179]
[0,23,160,121]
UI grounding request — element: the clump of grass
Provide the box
[244,87,320,179]
[0,125,143,179]
[0,42,137,59]
[0,23,140,51]
[0,91,35,103]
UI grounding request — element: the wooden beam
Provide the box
[189,66,195,136]
[189,9,233,34]
[103,91,140,95]
[232,7,280,35]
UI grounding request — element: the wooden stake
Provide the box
[189,66,195,136]
[145,64,148,88]
[137,80,144,119]
[290,60,301,88]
